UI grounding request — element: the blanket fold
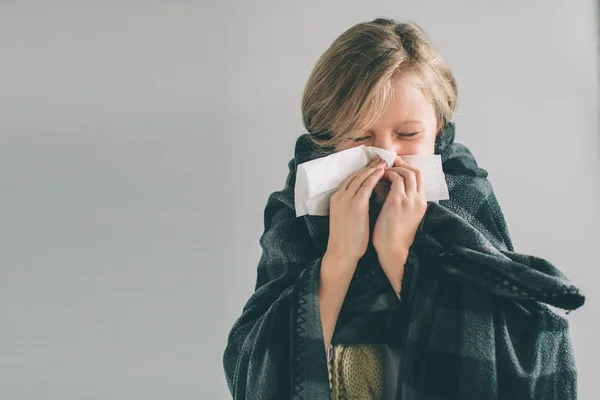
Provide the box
[222,121,585,400]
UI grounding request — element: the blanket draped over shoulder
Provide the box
[222,121,585,400]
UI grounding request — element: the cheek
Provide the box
[400,137,435,155]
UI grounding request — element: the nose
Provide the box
[372,137,399,155]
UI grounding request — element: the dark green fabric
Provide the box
[222,121,585,399]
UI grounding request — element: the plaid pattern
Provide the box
[222,121,585,399]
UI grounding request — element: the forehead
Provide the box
[366,83,434,131]
[390,79,431,112]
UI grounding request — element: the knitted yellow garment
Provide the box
[327,343,384,399]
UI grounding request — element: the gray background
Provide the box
[1,1,598,399]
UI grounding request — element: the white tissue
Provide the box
[294,145,449,217]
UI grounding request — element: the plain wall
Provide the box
[1,1,598,399]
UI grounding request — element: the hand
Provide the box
[372,155,427,268]
[327,155,387,266]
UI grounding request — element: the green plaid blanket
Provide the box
[223,121,585,399]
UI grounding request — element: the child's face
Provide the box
[335,77,440,205]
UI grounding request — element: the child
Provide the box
[223,18,584,400]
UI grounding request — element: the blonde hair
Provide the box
[301,18,457,149]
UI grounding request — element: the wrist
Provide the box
[325,241,362,263]
[323,249,359,273]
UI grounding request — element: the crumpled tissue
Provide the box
[294,145,449,217]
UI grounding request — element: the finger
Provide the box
[342,156,382,192]
[392,156,423,193]
[340,155,382,192]
[346,159,386,196]
[386,169,406,198]
[355,166,386,201]
[387,166,417,195]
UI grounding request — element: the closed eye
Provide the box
[352,132,419,142]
